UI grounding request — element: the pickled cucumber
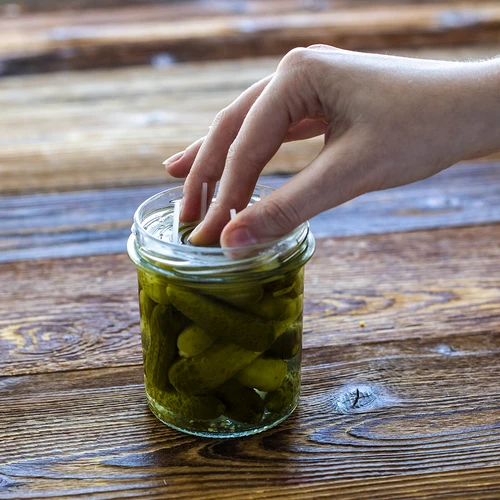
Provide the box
[212,380,264,424]
[264,372,300,413]
[265,321,302,360]
[167,285,280,351]
[236,357,287,392]
[211,284,264,308]
[138,269,169,305]
[177,324,215,357]
[153,388,225,420]
[244,294,301,323]
[169,341,261,395]
[146,304,187,391]
[139,290,156,354]
[290,271,304,298]
[265,269,299,292]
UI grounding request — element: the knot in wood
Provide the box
[333,385,381,414]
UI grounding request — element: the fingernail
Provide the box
[162,151,185,166]
[224,227,258,248]
[187,221,203,243]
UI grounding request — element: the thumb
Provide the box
[220,132,372,247]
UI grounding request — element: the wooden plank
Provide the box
[1,50,500,196]
[1,223,499,378]
[0,0,179,13]
[1,2,500,75]
[0,329,499,497]
[4,0,498,15]
[2,162,500,262]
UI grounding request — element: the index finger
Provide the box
[188,75,294,246]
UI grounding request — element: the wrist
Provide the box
[453,58,500,162]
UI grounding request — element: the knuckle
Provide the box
[187,167,219,185]
[279,47,316,71]
[211,106,240,141]
[260,197,302,234]
[226,139,261,171]
[225,142,238,164]
[307,43,337,52]
[211,107,231,128]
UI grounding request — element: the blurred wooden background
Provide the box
[1,0,500,195]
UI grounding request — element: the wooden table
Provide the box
[3,162,500,499]
[1,2,500,497]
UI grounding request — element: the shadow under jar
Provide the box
[127,185,315,438]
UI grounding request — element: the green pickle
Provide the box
[167,285,282,352]
[145,304,186,391]
[138,269,170,305]
[212,380,264,424]
[153,388,225,420]
[265,372,300,414]
[169,341,262,395]
[209,284,264,308]
[265,321,302,360]
[177,324,215,357]
[139,289,155,355]
[236,356,287,392]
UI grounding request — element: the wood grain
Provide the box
[1,2,500,75]
[1,221,499,497]
[0,297,499,497]
[1,224,499,378]
[2,162,500,262]
[1,50,500,196]
[0,356,499,498]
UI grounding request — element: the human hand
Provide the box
[164,45,500,247]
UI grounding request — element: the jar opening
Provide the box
[128,184,315,281]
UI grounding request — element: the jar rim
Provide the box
[128,184,315,279]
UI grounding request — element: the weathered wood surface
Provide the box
[1,224,499,498]
[1,224,500,376]
[1,50,500,196]
[1,162,500,262]
[1,2,500,75]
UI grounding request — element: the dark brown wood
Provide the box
[1,224,499,498]
[0,359,499,499]
[1,224,499,376]
[2,162,500,262]
[1,50,499,196]
[1,2,500,75]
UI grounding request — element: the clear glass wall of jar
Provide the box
[127,185,315,438]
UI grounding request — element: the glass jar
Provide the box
[127,184,315,438]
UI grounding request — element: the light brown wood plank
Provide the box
[1,2,500,75]
[1,224,499,377]
[1,47,499,195]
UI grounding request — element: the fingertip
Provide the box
[165,161,190,178]
[162,150,185,166]
[187,220,220,246]
[220,224,258,248]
